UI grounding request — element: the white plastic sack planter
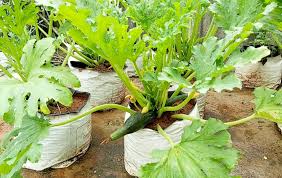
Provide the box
[23,101,92,171]
[278,124,282,133]
[235,55,282,89]
[124,104,200,176]
[68,57,125,107]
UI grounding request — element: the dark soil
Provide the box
[93,63,113,73]
[48,91,90,116]
[70,61,113,73]
[145,99,196,130]
[0,88,280,178]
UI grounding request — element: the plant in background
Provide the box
[0,0,39,74]
[38,0,128,68]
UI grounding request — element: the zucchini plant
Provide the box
[0,1,99,177]
[53,0,281,177]
[37,0,128,68]
[0,0,281,177]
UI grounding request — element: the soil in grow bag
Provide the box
[70,60,113,73]
[47,91,90,116]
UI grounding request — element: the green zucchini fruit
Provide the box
[110,111,157,141]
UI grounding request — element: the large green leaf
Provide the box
[254,87,282,123]
[21,38,56,78]
[59,4,145,68]
[0,0,38,61]
[0,116,50,178]
[210,0,270,31]
[191,37,270,93]
[140,119,239,178]
[190,37,241,93]
[227,46,270,67]
[0,38,80,127]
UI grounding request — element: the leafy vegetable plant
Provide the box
[0,0,281,177]
[52,0,281,177]
[0,0,39,75]
[0,38,80,177]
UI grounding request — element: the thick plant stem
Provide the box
[172,114,257,127]
[35,23,40,40]
[169,72,195,100]
[62,42,75,67]
[112,64,148,107]
[157,124,175,147]
[48,11,54,37]
[58,46,94,67]
[51,104,136,127]
[0,64,13,78]
[172,114,206,123]
[225,114,256,126]
[170,85,184,99]
[73,47,99,66]
[160,90,196,115]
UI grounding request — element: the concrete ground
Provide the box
[16,89,282,177]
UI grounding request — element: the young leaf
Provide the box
[158,67,190,87]
[139,119,239,178]
[0,116,50,178]
[254,87,282,123]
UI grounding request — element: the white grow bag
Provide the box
[24,101,92,171]
[68,57,125,107]
[235,55,282,89]
[124,104,200,176]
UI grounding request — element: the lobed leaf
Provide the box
[0,116,50,178]
[0,38,79,127]
[140,119,239,178]
[254,88,282,123]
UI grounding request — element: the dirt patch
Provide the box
[93,63,113,73]
[205,89,282,178]
[48,91,90,116]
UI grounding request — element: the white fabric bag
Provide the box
[24,101,92,171]
[68,57,125,107]
[124,104,200,176]
[235,56,282,89]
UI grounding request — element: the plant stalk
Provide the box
[62,42,75,67]
[172,114,206,123]
[112,64,148,107]
[157,124,175,147]
[0,64,13,78]
[51,104,136,127]
[225,114,256,126]
[159,90,196,116]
